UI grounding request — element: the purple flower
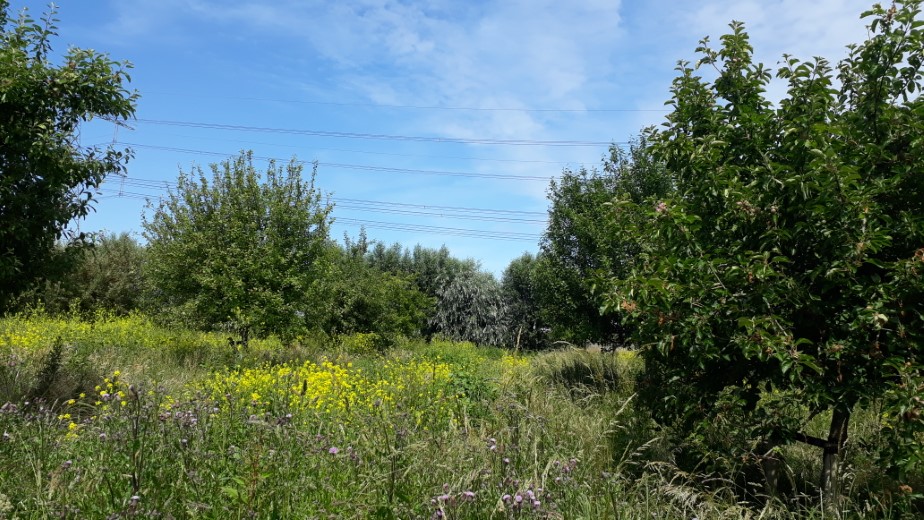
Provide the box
[328,447,339,455]
[514,494,523,504]
[462,491,475,500]
[437,494,451,502]
[502,494,512,502]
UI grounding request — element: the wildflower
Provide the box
[532,500,541,510]
[328,447,339,455]
[437,494,451,502]
[502,494,511,503]
[655,201,668,214]
[61,460,72,469]
[514,494,523,504]
[99,433,107,441]
[462,491,475,500]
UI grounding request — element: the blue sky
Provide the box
[19,0,873,275]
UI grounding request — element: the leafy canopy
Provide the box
[603,0,924,489]
[539,138,671,345]
[143,152,333,340]
[0,1,137,310]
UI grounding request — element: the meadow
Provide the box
[0,311,917,519]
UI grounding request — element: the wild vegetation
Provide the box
[1,1,922,518]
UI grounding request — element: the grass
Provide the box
[0,312,919,518]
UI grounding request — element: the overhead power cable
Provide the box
[145,90,670,114]
[117,142,553,181]
[134,119,616,147]
[335,218,540,242]
[97,189,541,243]
[153,132,576,165]
[107,180,548,224]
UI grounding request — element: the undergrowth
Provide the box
[0,313,919,518]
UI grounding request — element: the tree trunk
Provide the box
[820,406,850,513]
[760,443,783,498]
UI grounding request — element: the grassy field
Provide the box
[0,311,918,518]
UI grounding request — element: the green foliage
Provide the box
[602,1,924,494]
[15,232,147,315]
[539,138,672,346]
[320,244,432,341]
[0,2,137,311]
[0,313,919,517]
[358,240,483,339]
[365,243,479,299]
[532,348,641,396]
[431,269,508,347]
[143,152,333,340]
[500,252,547,349]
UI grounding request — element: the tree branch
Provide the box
[794,431,829,449]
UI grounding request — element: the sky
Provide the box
[16,0,876,275]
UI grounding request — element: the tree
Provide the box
[501,252,547,350]
[363,242,480,338]
[603,2,924,503]
[17,232,147,314]
[540,138,671,345]
[321,234,432,340]
[431,269,508,346]
[143,152,333,341]
[0,1,137,311]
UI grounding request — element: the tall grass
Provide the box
[0,313,918,518]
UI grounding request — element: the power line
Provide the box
[96,189,541,242]
[107,179,548,223]
[334,204,546,224]
[334,197,545,216]
[153,132,576,165]
[134,119,616,147]
[118,142,554,181]
[145,90,670,114]
[335,218,540,242]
